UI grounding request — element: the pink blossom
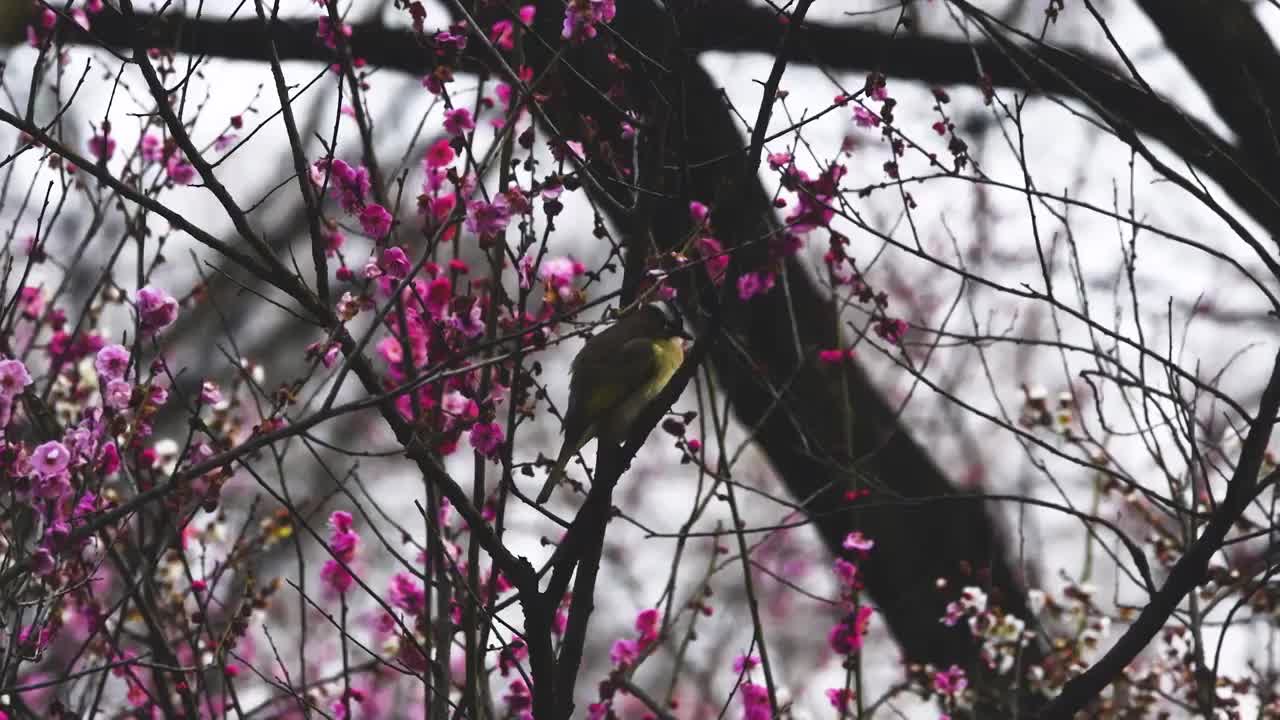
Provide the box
[689,201,710,224]
[0,359,34,400]
[828,605,874,655]
[31,441,70,478]
[818,348,854,365]
[360,203,393,237]
[135,286,179,334]
[740,682,771,720]
[587,702,610,720]
[379,246,411,278]
[842,531,875,553]
[490,19,517,51]
[736,271,776,301]
[853,106,880,128]
[933,665,968,695]
[139,134,163,163]
[389,573,426,615]
[166,156,196,185]
[635,608,660,646]
[733,654,760,674]
[314,158,370,213]
[200,380,223,405]
[609,638,639,667]
[94,344,130,381]
[316,16,351,49]
[826,688,854,711]
[104,380,132,410]
[562,0,616,43]
[328,510,358,560]
[875,317,908,345]
[696,236,729,286]
[538,256,585,299]
[833,558,859,587]
[502,679,532,717]
[469,421,504,459]
[443,107,475,136]
[88,132,115,161]
[767,152,792,170]
[424,138,455,168]
[465,196,512,237]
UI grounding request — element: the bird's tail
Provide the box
[535,447,574,504]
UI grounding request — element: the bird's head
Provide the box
[644,302,693,341]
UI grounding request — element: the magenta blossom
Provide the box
[0,359,34,400]
[443,107,475,136]
[360,203,393,237]
[740,682,771,720]
[828,605,874,655]
[104,380,132,410]
[88,132,115,161]
[733,654,760,674]
[424,138,455,168]
[94,344,130,381]
[843,530,875,553]
[389,573,426,615]
[736,271,776,301]
[31,440,71,478]
[465,196,512,238]
[166,155,196,185]
[135,286,179,334]
[609,638,639,667]
[469,421,504,460]
[139,134,163,163]
[562,0,616,43]
[934,665,968,696]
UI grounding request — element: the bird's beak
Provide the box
[677,328,694,341]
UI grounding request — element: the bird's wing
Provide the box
[561,338,656,443]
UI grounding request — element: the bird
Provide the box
[535,303,692,503]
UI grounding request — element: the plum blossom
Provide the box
[609,638,639,667]
[360,203,393,237]
[828,605,874,655]
[696,236,729,285]
[843,531,875,553]
[166,155,196,185]
[934,665,968,696]
[135,286,179,334]
[321,511,360,593]
[424,138,455,168]
[736,271,776,301]
[389,573,426,615]
[139,134,163,163]
[875,317,908,345]
[104,380,133,410]
[538,256,585,300]
[562,0,616,43]
[469,421,504,460]
[31,441,71,478]
[0,359,34,400]
[853,106,880,128]
[94,345,130,381]
[88,132,115,161]
[443,107,475,136]
[740,682,771,720]
[465,196,512,238]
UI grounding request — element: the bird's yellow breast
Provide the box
[599,338,685,444]
[647,337,685,394]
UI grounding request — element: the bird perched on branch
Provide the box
[536,303,692,503]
